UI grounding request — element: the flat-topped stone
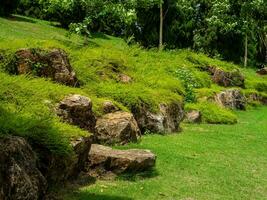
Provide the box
[86,144,156,176]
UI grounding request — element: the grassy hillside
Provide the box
[63,106,267,200]
[0,15,266,154]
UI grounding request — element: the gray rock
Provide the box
[133,102,184,134]
[94,111,141,145]
[87,144,156,176]
[57,94,96,133]
[215,89,246,110]
[0,136,47,200]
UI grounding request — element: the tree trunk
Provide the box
[159,3,163,50]
[244,33,248,67]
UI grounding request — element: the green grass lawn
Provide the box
[63,107,267,200]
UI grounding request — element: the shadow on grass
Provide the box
[116,168,159,182]
[91,33,110,40]
[75,193,133,200]
[8,15,36,23]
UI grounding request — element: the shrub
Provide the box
[185,102,238,124]
[0,0,20,16]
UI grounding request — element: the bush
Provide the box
[185,102,238,124]
[0,0,20,16]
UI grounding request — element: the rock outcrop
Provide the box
[0,136,47,200]
[185,110,202,123]
[86,144,156,176]
[38,136,91,184]
[57,94,96,133]
[209,66,245,87]
[133,102,184,134]
[215,89,246,110]
[256,67,267,75]
[94,111,141,145]
[11,48,78,86]
[102,101,119,114]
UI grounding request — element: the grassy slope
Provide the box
[0,15,267,200]
[63,106,267,200]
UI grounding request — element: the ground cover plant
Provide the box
[0,12,266,200]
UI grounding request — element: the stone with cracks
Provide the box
[209,66,245,87]
[12,48,79,86]
[185,110,202,123]
[102,101,119,114]
[0,136,47,200]
[133,102,184,134]
[94,111,141,145]
[86,144,156,176]
[215,89,246,110]
[57,94,96,133]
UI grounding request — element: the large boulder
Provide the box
[0,136,47,200]
[215,89,246,110]
[256,67,267,75]
[184,110,202,123]
[94,111,141,145]
[38,136,92,184]
[209,66,245,87]
[133,102,184,134]
[10,48,78,86]
[57,94,96,133]
[86,144,156,176]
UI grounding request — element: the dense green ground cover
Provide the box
[63,106,267,200]
[0,15,266,167]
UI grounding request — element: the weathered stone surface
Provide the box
[0,136,47,200]
[215,89,246,110]
[118,73,132,83]
[86,144,156,176]
[209,66,245,87]
[246,92,267,105]
[256,67,267,75]
[133,102,184,134]
[38,136,91,184]
[185,110,202,123]
[103,101,119,114]
[94,111,141,145]
[12,48,79,86]
[57,94,96,133]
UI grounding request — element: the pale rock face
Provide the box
[185,110,202,123]
[94,111,141,145]
[215,89,246,110]
[133,102,184,134]
[86,144,156,177]
[57,94,96,133]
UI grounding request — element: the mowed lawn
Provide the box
[63,106,267,200]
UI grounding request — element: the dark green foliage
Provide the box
[0,0,20,16]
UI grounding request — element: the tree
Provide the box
[0,0,20,16]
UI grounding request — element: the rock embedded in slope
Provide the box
[87,144,156,176]
[215,89,246,110]
[11,48,79,86]
[256,67,267,75]
[208,66,245,87]
[185,110,202,123]
[94,111,141,145]
[0,136,47,200]
[133,102,184,134]
[57,94,96,133]
[102,100,120,114]
[39,136,92,184]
